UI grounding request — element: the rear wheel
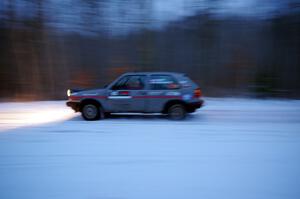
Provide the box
[167,104,186,120]
[81,104,103,121]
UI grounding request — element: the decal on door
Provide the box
[108,91,131,99]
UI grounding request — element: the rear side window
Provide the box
[149,75,180,90]
[178,75,193,88]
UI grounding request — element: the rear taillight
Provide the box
[194,88,202,98]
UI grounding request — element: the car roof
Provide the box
[122,72,184,76]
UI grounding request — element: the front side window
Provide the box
[112,75,145,90]
[149,75,180,90]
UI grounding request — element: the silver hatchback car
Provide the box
[66,72,204,120]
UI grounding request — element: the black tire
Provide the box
[167,104,186,120]
[81,103,103,121]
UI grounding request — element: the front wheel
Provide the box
[167,104,186,120]
[81,104,103,121]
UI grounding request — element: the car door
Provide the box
[146,75,181,112]
[107,75,147,112]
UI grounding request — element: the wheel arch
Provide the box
[79,98,103,112]
[162,99,187,114]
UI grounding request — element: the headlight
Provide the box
[67,89,71,97]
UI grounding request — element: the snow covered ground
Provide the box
[0,98,300,199]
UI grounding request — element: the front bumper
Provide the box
[66,101,80,112]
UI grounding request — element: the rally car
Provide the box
[66,72,204,120]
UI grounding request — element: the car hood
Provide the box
[72,88,107,96]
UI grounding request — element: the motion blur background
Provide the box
[0,0,300,100]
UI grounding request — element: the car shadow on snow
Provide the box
[67,112,200,122]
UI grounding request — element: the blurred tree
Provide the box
[0,0,299,100]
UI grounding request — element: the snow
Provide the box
[0,98,300,199]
